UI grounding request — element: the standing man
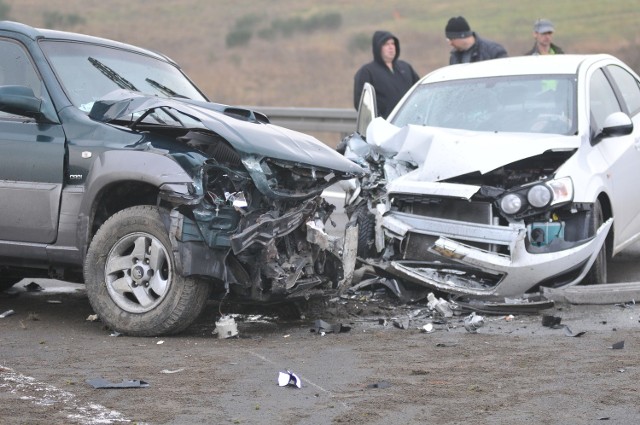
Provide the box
[526,19,564,55]
[353,30,420,119]
[445,16,508,65]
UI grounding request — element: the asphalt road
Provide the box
[1,191,640,424]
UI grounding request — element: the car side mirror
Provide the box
[0,85,43,117]
[601,111,633,137]
[356,82,377,139]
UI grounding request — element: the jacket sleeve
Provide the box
[410,65,420,84]
[494,44,508,59]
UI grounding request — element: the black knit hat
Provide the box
[445,16,472,39]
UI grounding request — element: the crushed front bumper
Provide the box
[382,211,613,298]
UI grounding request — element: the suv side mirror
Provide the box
[0,85,42,117]
[356,82,377,138]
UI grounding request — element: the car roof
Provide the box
[420,54,619,83]
[0,20,172,64]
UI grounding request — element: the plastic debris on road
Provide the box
[86,377,150,389]
[463,312,485,333]
[427,292,454,318]
[278,370,302,388]
[214,315,239,339]
[0,309,15,318]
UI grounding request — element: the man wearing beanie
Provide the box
[353,30,420,118]
[445,16,508,64]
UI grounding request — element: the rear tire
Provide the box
[84,206,211,336]
[583,200,607,285]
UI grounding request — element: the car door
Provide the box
[0,38,66,244]
[590,64,640,251]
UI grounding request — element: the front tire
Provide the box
[583,200,607,285]
[84,206,210,336]
[352,201,377,258]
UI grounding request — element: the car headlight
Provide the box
[499,177,574,217]
[527,184,552,208]
[547,177,573,205]
[500,193,524,214]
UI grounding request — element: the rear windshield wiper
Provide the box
[145,78,187,99]
[88,57,138,92]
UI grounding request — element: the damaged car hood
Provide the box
[366,118,579,183]
[89,90,363,175]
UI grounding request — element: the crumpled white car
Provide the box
[342,54,640,299]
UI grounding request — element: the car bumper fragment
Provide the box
[383,212,613,298]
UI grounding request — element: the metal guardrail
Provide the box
[245,106,357,134]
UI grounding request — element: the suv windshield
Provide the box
[40,40,207,112]
[392,75,577,135]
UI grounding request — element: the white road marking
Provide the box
[0,365,135,424]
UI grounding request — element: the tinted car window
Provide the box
[589,69,622,131]
[0,39,41,119]
[39,40,207,112]
[606,65,640,116]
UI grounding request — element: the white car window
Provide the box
[392,75,576,135]
[589,69,621,131]
[606,65,640,116]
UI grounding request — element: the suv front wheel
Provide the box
[84,205,211,336]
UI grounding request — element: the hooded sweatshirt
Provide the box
[353,30,420,118]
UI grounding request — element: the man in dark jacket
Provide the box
[353,30,420,119]
[445,16,508,65]
[525,19,564,55]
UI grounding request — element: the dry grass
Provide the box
[4,0,640,110]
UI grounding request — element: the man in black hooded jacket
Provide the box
[353,30,420,119]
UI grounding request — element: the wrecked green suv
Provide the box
[0,21,363,336]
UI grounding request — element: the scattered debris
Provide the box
[86,314,99,322]
[214,315,239,339]
[348,275,428,303]
[563,326,586,338]
[110,331,122,337]
[86,378,150,389]
[456,296,554,315]
[609,341,625,350]
[614,301,636,309]
[421,323,434,333]
[46,300,62,304]
[310,319,351,334]
[505,314,515,321]
[160,368,185,374]
[392,318,410,330]
[367,380,391,389]
[542,315,562,327]
[277,371,302,388]
[23,282,44,292]
[156,340,164,345]
[463,312,485,333]
[427,292,454,318]
[0,309,15,318]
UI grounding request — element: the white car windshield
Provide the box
[392,75,577,135]
[40,40,208,112]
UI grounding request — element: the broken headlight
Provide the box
[498,177,573,218]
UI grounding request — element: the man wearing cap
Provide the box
[445,16,508,65]
[353,30,420,119]
[526,19,564,55]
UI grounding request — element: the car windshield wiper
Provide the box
[88,57,138,92]
[145,78,188,99]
